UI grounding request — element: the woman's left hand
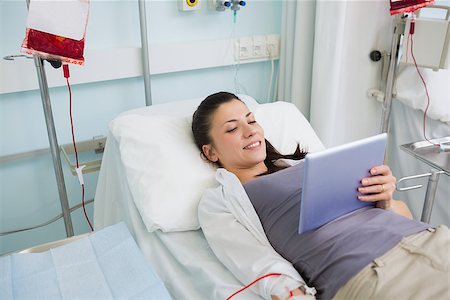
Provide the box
[358,165,396,209]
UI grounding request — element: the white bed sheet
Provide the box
[395,65,449,124]
[94,97,262,300]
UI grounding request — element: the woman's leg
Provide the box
[334,225,450,300]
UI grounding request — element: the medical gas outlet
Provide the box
[209,0,245,11]
[235,35,280,61]
[210,0,231,11]
[230,0,246,11]
[179,0,201,11]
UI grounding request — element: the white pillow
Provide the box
[109,98,324,232]
[110,115,217,232]
[255,101,325,154]
[395,66,450,124]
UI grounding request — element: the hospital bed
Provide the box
[93,94,325,299]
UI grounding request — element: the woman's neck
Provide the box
[232,162,268,184]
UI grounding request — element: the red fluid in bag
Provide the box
[390,0,434,15]
[23,28,85,65]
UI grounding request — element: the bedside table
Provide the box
[397,136,449,223]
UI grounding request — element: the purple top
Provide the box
[244,161,429,299]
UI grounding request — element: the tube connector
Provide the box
[75,165,86,185]
[63,64,70,78]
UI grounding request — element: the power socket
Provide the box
[266,34,280,58]
[235,37,252,60]
[234,34,280,61]
[252,35,267,58]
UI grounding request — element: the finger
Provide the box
[359,183,396,194]
[361,175,396,187]
[358,184,386,195]
[370,165,392,176]
[358,192,391,202]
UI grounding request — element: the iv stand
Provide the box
[25,0,74,237]
[18,0,153,237]
[138,0,153,106]
[381,13,448,224]
[380,15,404,134]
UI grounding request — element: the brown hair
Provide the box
[191,91,307,174]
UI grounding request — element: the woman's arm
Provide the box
[199,188,311,299]
[358,165,413,219]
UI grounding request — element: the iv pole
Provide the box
[380,15,404,134]
[17,0,152,237]
[138,0,153,106]
[25,0,74,237]
[380,10,448,224]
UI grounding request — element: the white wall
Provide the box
[0,0,282,254]
[309,0,393,148]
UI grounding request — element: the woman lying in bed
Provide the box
[191,92,450,300]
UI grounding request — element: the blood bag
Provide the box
[390,0,434,15]
[22,0,89,65]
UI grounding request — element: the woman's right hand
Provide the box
[358,165,397,208]
[358,165,412,219]
[271,288,314,300]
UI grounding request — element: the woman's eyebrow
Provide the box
[222,112,253,125]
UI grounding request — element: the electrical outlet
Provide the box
[252,35,267,58]
[266,34,280,58]
[235,37,252,60]
[234,34,280,61]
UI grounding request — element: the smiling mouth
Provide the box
[243,141,261,150]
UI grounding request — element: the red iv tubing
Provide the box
[408,20,440,148]
[63,64,93,231]
[226,273,282,299]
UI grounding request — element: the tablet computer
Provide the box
[298,133,387,234]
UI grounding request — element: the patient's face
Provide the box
[203,99,267,171]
